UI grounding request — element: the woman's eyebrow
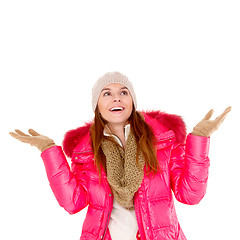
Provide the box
[101,88,111,92]
[101,87,128,92]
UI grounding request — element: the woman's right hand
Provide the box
[9,129,56,152]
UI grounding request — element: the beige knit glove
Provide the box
[9,129,56,152]
[191,106,232,137]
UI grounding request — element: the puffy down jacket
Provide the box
[41,110,210,240]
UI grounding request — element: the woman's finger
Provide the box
[203,109,214,120]
[9,132,30,143]
[15,129,30,137]
[215,106,232,123]
[9,132,19,139]
[28,129,40,136]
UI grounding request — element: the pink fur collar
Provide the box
[62,110,187,158]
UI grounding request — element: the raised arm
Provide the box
[9,129,89,214]
[170,107,231,204]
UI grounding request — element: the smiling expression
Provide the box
[97,83,133,126]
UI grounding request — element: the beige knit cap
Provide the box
[92,71,137,112]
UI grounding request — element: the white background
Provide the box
[1,1,239,239]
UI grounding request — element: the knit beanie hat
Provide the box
[92,71,137,112]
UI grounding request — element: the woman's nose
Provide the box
[113,93,121,102]
[113,98,120,102]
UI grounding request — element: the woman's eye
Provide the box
[103,90,128,96]
[103,92,110,96]
[121,91,128,95]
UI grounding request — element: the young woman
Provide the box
[10,72,231,240]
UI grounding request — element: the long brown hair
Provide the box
[90,105,160,181]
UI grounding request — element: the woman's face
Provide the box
[97,83,133,126]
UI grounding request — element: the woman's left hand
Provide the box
[191,106,232,137]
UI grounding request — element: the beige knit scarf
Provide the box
[101,129,145,210]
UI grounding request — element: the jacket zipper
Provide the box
[101,177,113,240]
[102,211,111,239]
[134,194,145,240]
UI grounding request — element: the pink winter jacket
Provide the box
[41,110,210,240]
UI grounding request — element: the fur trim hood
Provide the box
[62,110,187,158]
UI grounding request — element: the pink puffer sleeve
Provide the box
[170,133,210,205]
[41,146,89,214]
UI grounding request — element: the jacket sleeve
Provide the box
[170,133,210,205]
[41,146,89,214]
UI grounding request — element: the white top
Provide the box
[103,124,139,240]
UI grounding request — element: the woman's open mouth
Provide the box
[109,106,125,113]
